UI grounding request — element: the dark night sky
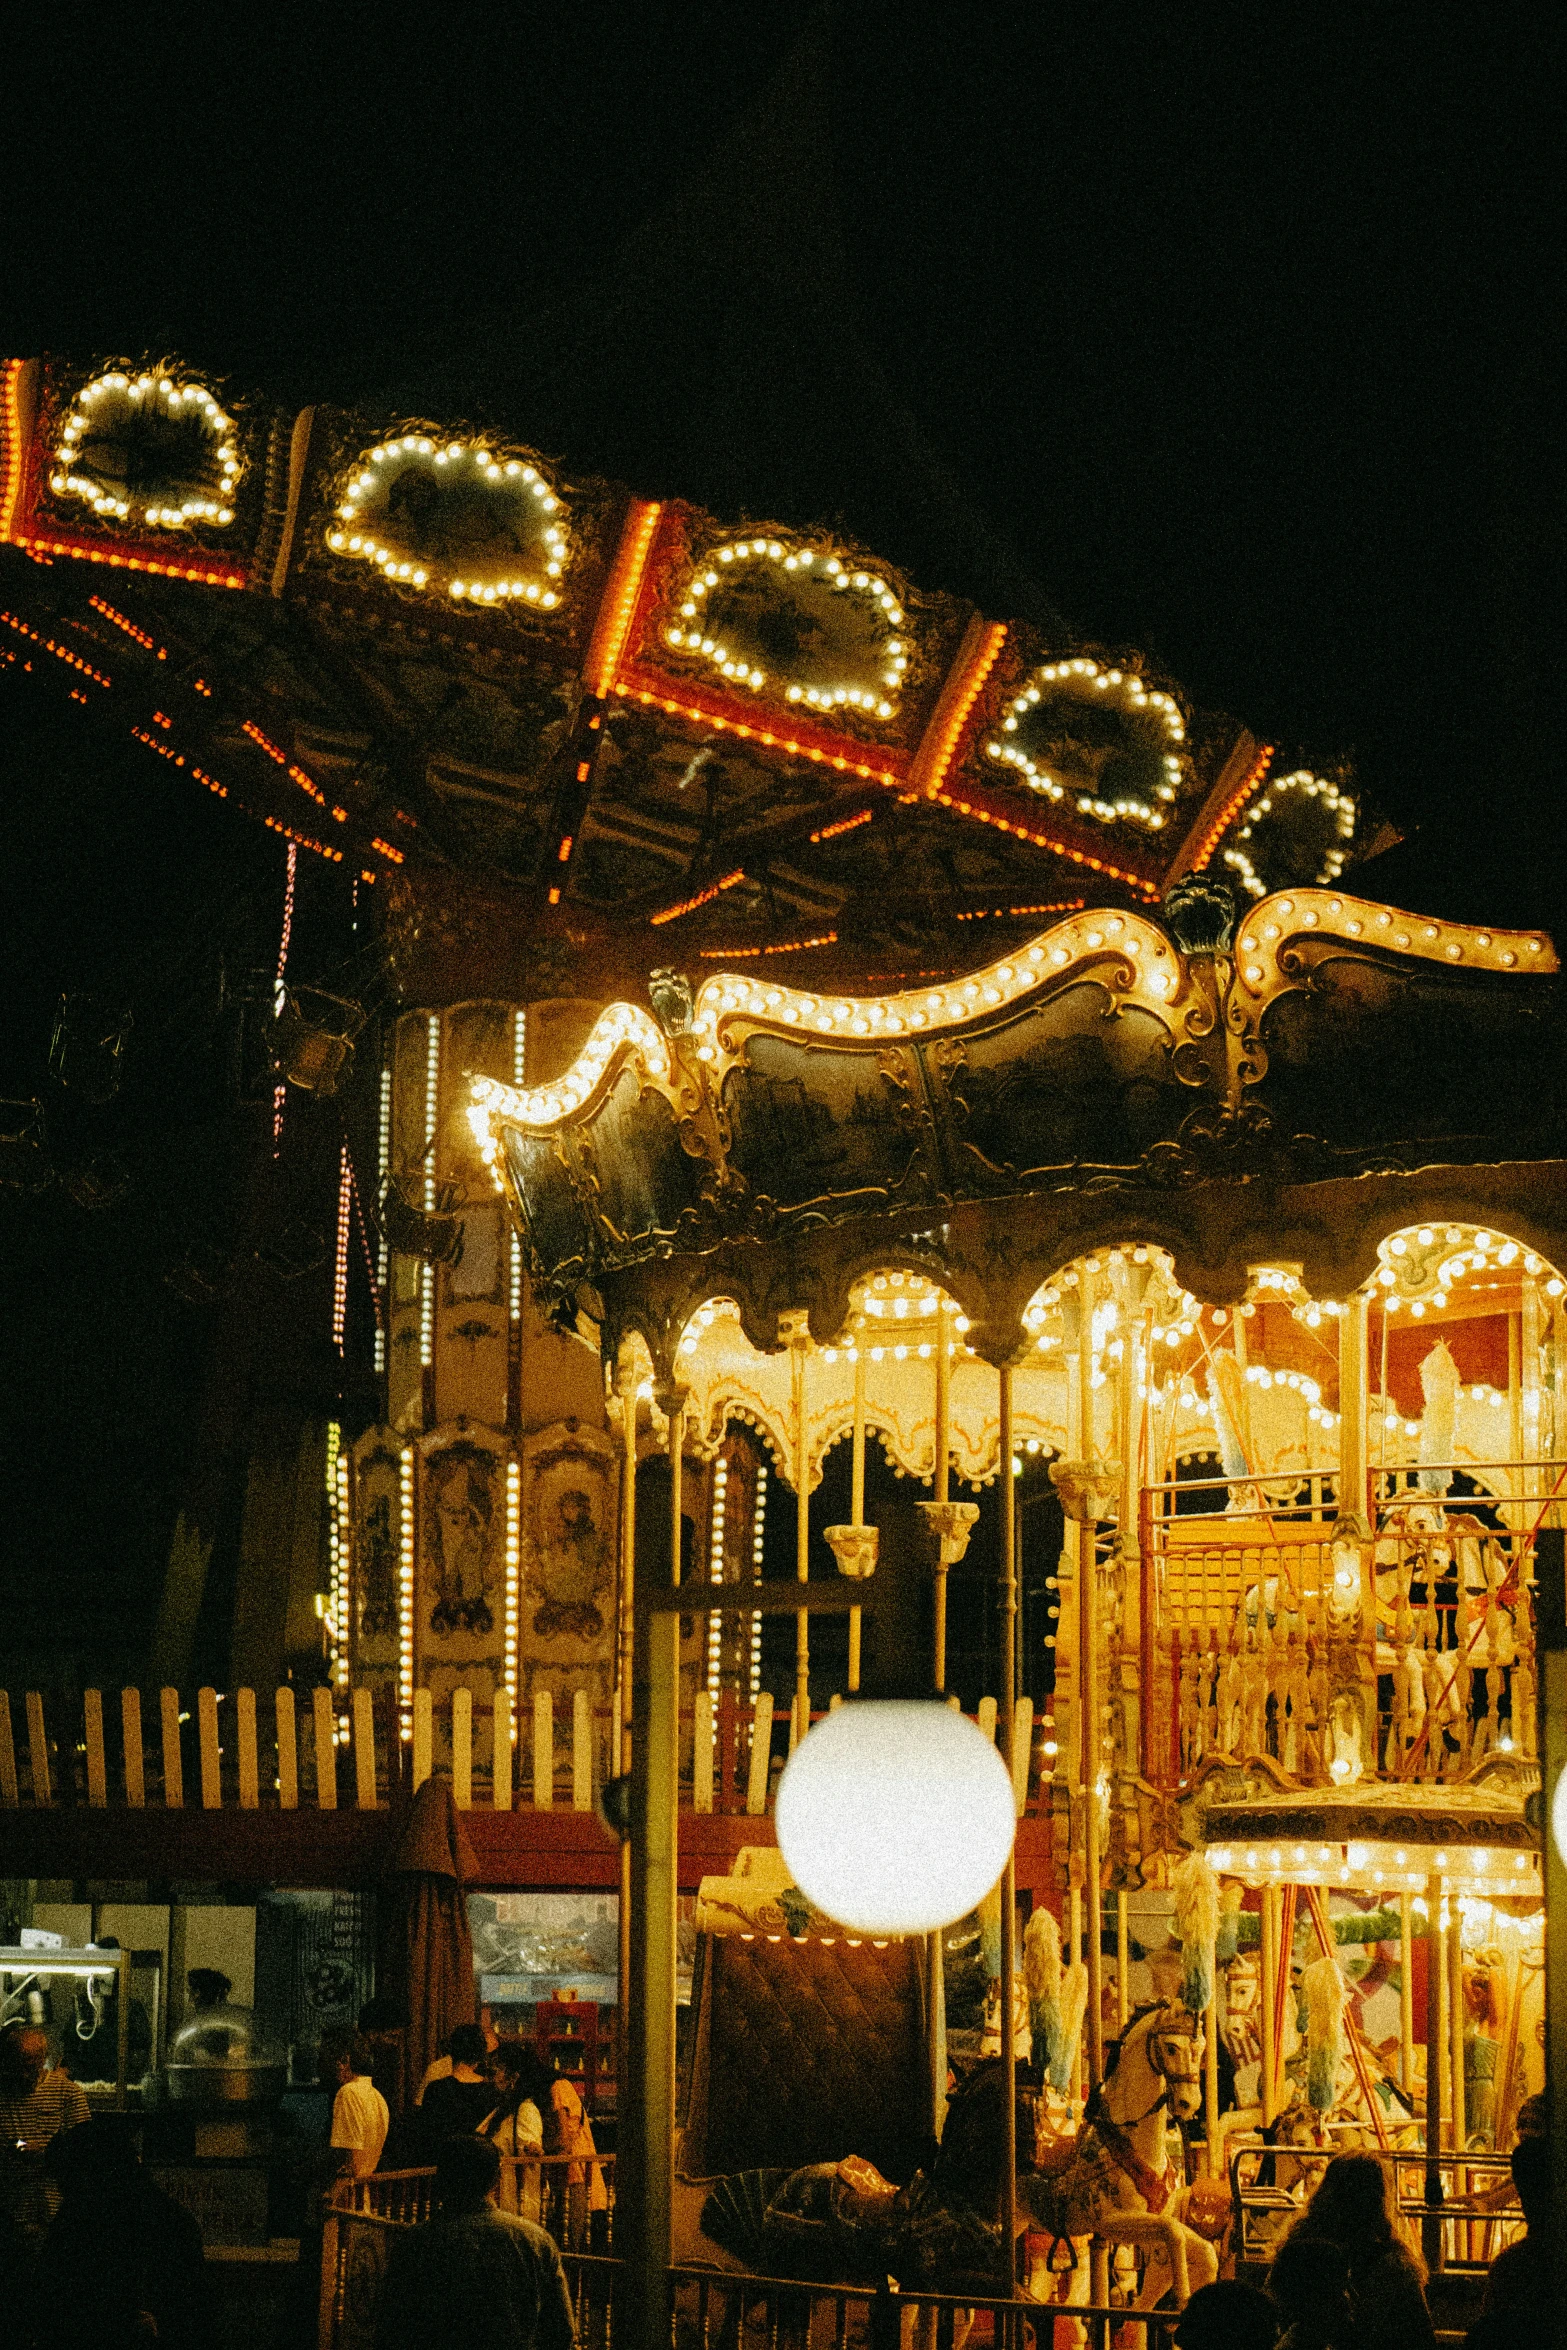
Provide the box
[1,3,1560,1678]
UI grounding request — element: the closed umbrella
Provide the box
[381,1776,480,2094]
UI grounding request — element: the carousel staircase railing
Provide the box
[1142,1462,1551,1789]
[0,1680,1050,1817]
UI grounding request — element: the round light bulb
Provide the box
[775,1699,1016,1934]
[1553,1763,1567,1878]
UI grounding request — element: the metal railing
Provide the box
[1230,2142,1524,2276]
[322,2224,1178,2350]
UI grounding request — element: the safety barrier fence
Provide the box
[321,2212,1182,2350]
[1230,2143,1524,2276]
[0,1681,1043,1817]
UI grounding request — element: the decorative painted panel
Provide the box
[518,1422,617,1771]
[415,1421,513,1711]
[349,1427,408,1696]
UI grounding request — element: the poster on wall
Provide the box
[470,1892,695,2006]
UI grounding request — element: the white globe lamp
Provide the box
[774,1698,1017,1935]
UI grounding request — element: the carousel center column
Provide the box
[625,1377,686,2347]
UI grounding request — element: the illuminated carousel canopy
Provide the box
[465,883,1565,1357]
[4,349,1375,1008]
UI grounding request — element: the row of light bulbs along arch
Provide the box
[669,1230,1557,1436]
[1204,1841,1541,1901]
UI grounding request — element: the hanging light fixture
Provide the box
[774,1697,1016,1935]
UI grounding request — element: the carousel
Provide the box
[467,880,1559,2338]
[3,344,1560,2342]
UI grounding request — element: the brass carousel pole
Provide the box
[615,1352,639,2095]
[1399,1891,1415,2097]
[849,1328,866,1692]
[626,1382,685,2348]
[1259,1886,1277,2127]
[793,1327,811,1747]
[930,1303,951,2145]
[915,1295,977,2150]
[1424,1869,1445,2275]
[1079,1263,1104,2093]
[998,1362,1018,2308]
[935,1300,951,1646]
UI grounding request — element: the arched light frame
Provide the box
[1221,769,1356,899]
[50,368,243,531]
[664,533,910,719]
[984,655,1187,829]
[326,429,571,607]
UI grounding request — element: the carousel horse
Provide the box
[696,2057,1024,2297]
[1020,2001,1219,2315]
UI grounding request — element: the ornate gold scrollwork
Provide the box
[1167,950,1268,1118]
[648,966,745,1206]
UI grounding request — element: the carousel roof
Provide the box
[0,345,1366,1006]
[465,881,1564,1341]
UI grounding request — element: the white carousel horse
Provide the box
[1019,2002,1220,2319]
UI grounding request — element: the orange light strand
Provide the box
[650,867,747,926]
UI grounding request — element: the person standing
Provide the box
[33,2117,209,2350]
[374,2135,575,2350]
[1466,2133,1547,2348]
[482,2044,550,2222]
[0,2022,91,2246]
[417,2023,495,2147]
[321,2029,389,2179]
[1282,2150,1434,2350]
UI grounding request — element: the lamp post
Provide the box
[621,1549,1018,2347]
[1538,1527,1567,2296]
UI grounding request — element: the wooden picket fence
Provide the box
[0,1683,1040,1819]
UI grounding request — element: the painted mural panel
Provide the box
[350,1427,406,1693]
[519,1422,617,1775]
[416,1421,512,1708]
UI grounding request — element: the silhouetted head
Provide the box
[487,2041,553,2113]
[436,2133,502,2213]
[1175,2279,1279,2350]
[1268,2234,1352,2335]
[49,2117,140,2199]
[449,2022,489,2070]
[1297,2150,1398,2257]
[318,2028,374,2084]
